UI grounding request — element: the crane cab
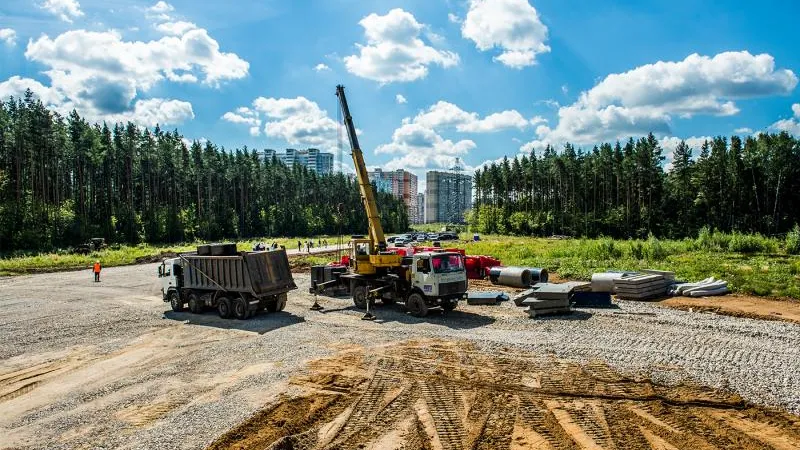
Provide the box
[348,238,402,275]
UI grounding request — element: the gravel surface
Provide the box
[0,263,798,449]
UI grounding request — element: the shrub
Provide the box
[728,232,776,254]
[786,225,800,255]
[643,234,668,261]
[584,239,622,260]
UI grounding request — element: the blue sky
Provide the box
[2,0,799,184]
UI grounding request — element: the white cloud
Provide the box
[314,63,330,72]
[0,4,247,127]
[734,127,752,134]
[769,103,800,136]
[147,1,174,15]
[524,51,798,150]
[530,115,547,125]
[40,0,83,23]
[0,76,65,106]
[396,94,407,104]
[155,21,198,36]
[224,96,350,148]
[447,13,461,24]
[105,98,194,126]
[461,0,550,68]
[411,101,531,133]
[561,84,568,95]
[344,8,459,83]
[0,28,17,46]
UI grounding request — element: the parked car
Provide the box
[439,233,458,241]
[427,233,440,241]
[387,236,397,243]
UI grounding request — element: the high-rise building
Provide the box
[425,171,472,223]
[416,193,425,224]
[262,148,334,175]
[367,169,419,223]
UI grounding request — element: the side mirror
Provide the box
[157,266,163,277]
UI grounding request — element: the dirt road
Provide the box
[1,263,799,449]
[210,341,800,450]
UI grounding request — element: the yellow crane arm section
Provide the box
[335,85,387,252]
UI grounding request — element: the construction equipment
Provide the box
[157,243,297,320]
[72,237,108,255]
[329,85,468,317]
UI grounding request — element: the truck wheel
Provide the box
[442,300,458,312]
[188,293,203,314]
[168,291,184,312]
[352,285,368,309]
[406,293,428,317]
[277,293,287,312]
[233,297,248,320]
[217,297,232,319]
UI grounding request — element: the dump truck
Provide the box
[158,243,297,319]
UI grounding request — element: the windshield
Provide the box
[431,254,465,273]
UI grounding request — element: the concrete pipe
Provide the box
[591,272,627,293]
[527,268,549,283]
[489,267,533,288]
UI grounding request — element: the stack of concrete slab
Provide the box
[614,272,674,300]
[517,282,590,318]
[466,291,510,305]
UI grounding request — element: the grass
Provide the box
[459,235,800,300]
[0,236,344,276]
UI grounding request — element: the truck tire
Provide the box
[168,290,184,312]
[233,297,249,320]
[267,293,287,312]
[442,300,458,312]
[406,293,428,317]
[188,293,203,314]
[217,297,232,319]
[352,285,369,309]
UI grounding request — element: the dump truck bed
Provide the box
[181,250,296,297]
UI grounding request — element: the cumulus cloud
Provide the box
[314,63,330,72]
[224,96,350,148]
[396,94,407,104]
[344,8,459,83]
[40,0,83,23]
[523,51,797,151]
[0,76,65,106]
[147,1,174,14]
[0,2,247,127]
[155,21,198,36]
[770,103,800,136]
[0,28,17,46]
[410,101,531,133]
[734,127,753,134]
[447,13,461,24]
[461,0,550,68]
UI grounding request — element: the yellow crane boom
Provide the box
[335,85,401,274]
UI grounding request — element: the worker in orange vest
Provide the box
[93,260,102,282]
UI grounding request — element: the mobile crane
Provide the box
[332,85,468,317]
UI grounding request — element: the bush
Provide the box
[584,239,622,260]
[643,234,668,261]
[786,225,800,255]
[728,232,776,254]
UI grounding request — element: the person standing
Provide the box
[297,240,301,252]
[93,260,102,282]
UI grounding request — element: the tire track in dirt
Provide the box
[208,339,800,450]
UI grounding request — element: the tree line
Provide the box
[0,91,409,252]
[471,132,800,239]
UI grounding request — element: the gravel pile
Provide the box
[0,264,798,449]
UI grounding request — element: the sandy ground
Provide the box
[0,263,799,449]
[660,295,800,324]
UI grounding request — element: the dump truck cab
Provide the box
[158,257,182,300]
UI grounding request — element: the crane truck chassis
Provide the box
[158,244,297,320]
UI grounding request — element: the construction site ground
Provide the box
[1,264,799,449]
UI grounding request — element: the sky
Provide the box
[1,0,800,191]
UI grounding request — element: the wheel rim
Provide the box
[219,301,229,317]
[354,288,366,307]
[170,294,179,309]
[235,300,245,317]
